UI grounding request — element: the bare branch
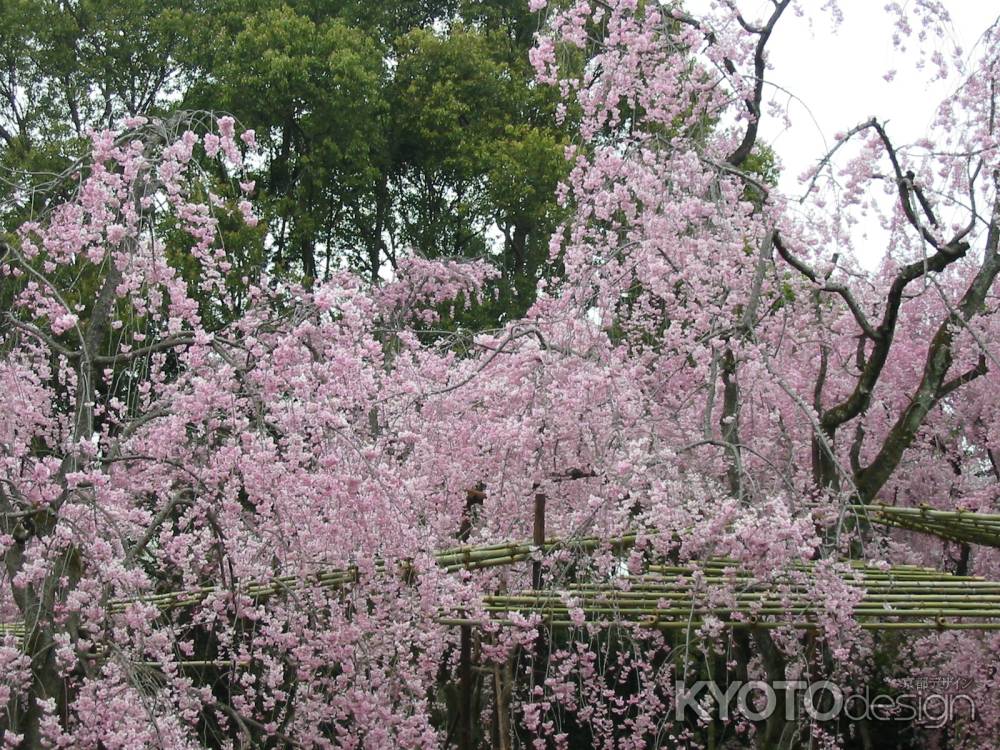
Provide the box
[936,355,988,401]
[741,229,775,330]
[870,121,953,249]
[855,198,1000,500]
[727,0,792,167]
[124,492,193,567]
[798,118,877,203]
[819,234,972,435]
[94,333,196,364]
[4,314,79,358]
[670,2,793,166]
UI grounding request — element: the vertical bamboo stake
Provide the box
[532,492,546,590]
[529,491,548,733]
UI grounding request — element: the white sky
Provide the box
[727,2,999,267]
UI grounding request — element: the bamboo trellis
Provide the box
[99,504,1000,621]
[0,533,651,647]
[105,532,649,614]
[442,557,1000,632]
[0,622,24,640]
[5,531,1000,650]
[850,503,1000,549]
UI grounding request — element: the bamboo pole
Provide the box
[437,616,1000,631]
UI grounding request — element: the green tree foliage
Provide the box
[391,25,567,321]
[190,5,389,282]
[1,0,570,328]
[0,0,195,222]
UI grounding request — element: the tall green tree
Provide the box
[190,5,389,282]
[0,0,197,223]
[1,0,570,325]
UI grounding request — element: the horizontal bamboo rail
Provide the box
[847,503,1000,548]
[439,616,1000,631]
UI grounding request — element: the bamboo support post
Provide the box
[457,624,474,750]
[532,493,546,590]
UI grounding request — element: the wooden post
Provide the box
[493,657,513,750]
[457,624,473,750]
[530,492,549,724]
[456,485,484,750]
[459,484,485,543]
[532,492,546,589]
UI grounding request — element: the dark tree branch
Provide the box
[798,118,878,202]
[871,121,952,248]
[820,234,970,434]
[671,2,792,167]
[93,333,196,364]
[855,197,1000,501]
[701,157,772,198]
[988,448,1000,482]
[777,124,988,495]
[124,492,194,567]
[3,314,79,358]
[936,355,988,401]
[727,0,792,167]
[772,232,878,339]
[911,177,940,228]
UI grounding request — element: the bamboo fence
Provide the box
[0,622,24,640]
[103,503,1000,620]
[103,531,650,614]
